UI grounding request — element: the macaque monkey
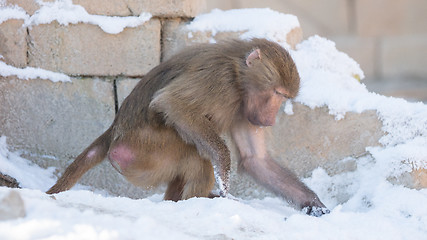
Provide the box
[47,38,329,216]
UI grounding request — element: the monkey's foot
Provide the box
[302,206,330,217]
[209,191,239,201]
[208,192,220,198]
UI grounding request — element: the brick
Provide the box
[0,19,27,68]
[3,0,40,15]
[28,20,160,76]
[267,103,384,176]
[286,27,303,49]
[162,18,303,62]
[412,168,427,189]
[356,0,427,37]
[274,0,349,36]
[116,78,140,107]
[403,0,427,34]
[355,0,406,37]
[390,168,427,190]
[331,36,376,78]
[72,0,131,16]
[365,77,427,103]
[72,0,206,17]
[0,77,115,158]
[381,35,427,78]
[4,0,206,17]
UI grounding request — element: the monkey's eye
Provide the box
[275,90,288,98]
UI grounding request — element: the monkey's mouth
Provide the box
[248,115,274,127]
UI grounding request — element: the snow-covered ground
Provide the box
[1,2,427,240]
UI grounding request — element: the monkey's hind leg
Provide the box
[164,176,185,201]
[46,128,112,194]
[164,151,215,201]
[180,153,216,200]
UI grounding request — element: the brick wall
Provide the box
[0,0,207,196]
[1,0,304,196]
[207,0,427,87]
[0,0,424,195]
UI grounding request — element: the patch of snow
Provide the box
[291,35,427,179]
[25,0,152,34]
[0,4,28,24]
[0,0,152,34]
[188,8,300,48]
[0,60,71,82]
[0,137,56,191]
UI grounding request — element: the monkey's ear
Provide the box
[246,49,261,67]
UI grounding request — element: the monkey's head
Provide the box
[241,39,300,127]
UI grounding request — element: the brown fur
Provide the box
[47,38,327,216]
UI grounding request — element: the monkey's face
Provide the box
[243,87,288,126]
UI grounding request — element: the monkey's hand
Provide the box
[214,166,230,198]
[216,178,230,198]
[302,206,330,217]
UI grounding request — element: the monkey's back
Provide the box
[114,38,293,133]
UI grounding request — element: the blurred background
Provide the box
[205,0,427,102]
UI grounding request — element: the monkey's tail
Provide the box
[46,127,113,194]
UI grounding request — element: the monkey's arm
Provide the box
[150,96,231,196]
[231,121,328,216]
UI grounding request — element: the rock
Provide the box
[0,190,26,221]
[0,173,20,188]
[116,78,140,107]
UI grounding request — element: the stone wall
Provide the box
[0,0,210,197]
[0,0,424,198]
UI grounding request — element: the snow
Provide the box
[1,140,426,239]
[0,60,71,82]
[1,6,427,240]
[0,3,28,24]
[187,8,300,48]
[0,0,152,34]
[25,0,152,34]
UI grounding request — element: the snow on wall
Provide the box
[0,60,71,82]
[187,8,299,48]
[0,0,151,82]
[0,0,152,34]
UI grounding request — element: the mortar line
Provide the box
[25,27,30,66]
[348,0,357,33]
[374,37,383,80]
[159,18,165,63]
[113,78,119,114]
